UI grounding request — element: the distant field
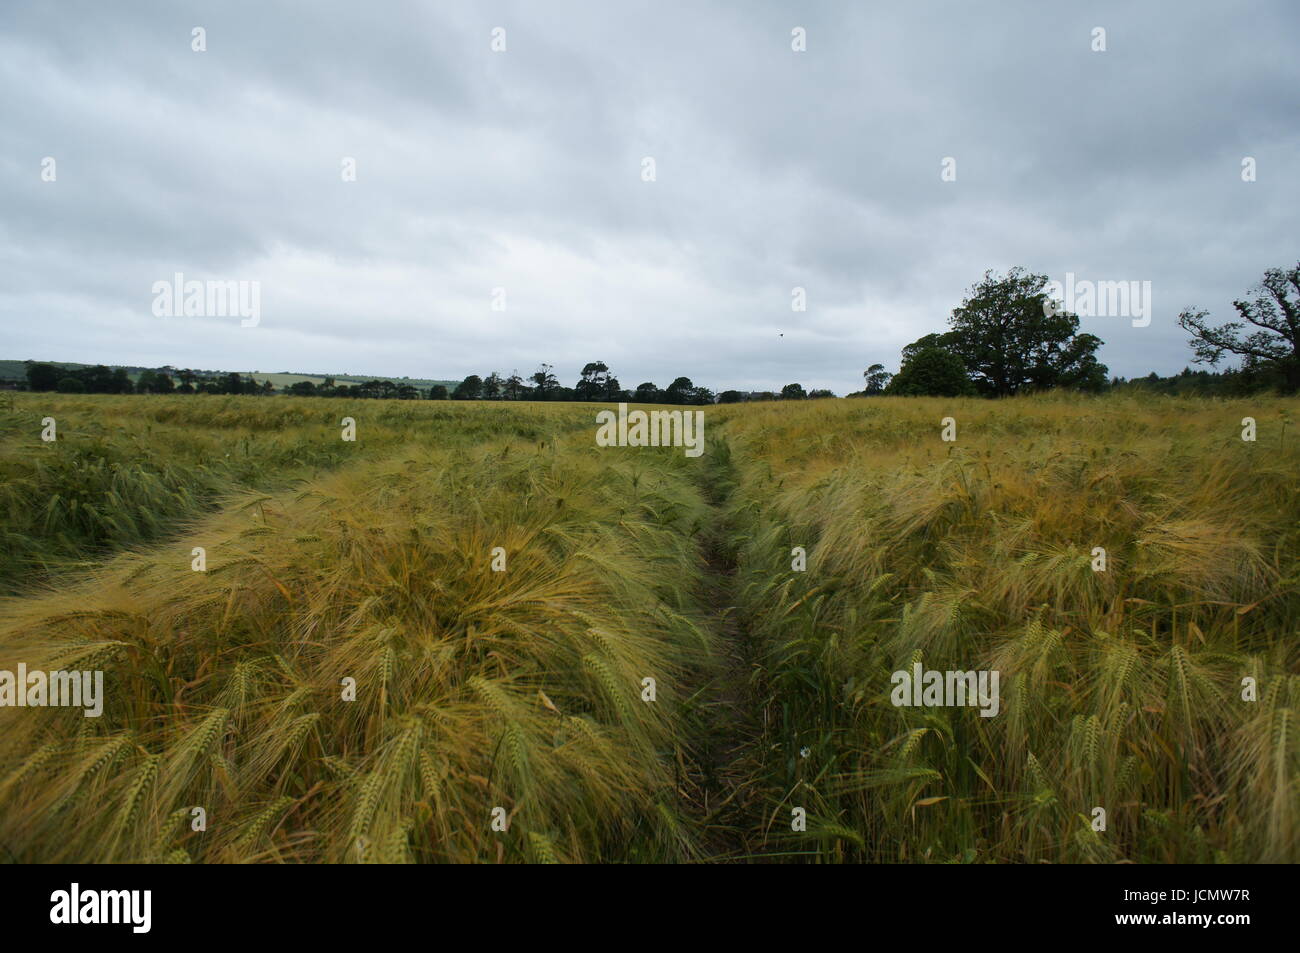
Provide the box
[0,360,457,391]
[0,359,88,381]
[0,393,1296,862]
[245,372,459,390]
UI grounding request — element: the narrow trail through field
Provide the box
[679,436,771,861]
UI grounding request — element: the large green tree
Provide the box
[947,267,1107,396]
[886,343,975,397]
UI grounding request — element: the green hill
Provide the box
[0,359,456,391]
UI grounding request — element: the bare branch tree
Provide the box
[1179,263,1300,390]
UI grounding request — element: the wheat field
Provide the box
[0,392,1296,863]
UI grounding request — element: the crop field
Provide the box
[0,392,1296,863]
[243,373,460,392]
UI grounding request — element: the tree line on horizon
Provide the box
[435,365,835,404]
[17,359,833,404]
[17,262,1298,402]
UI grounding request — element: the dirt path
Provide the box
[678,436,772,861]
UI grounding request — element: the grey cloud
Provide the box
[1,0,1297,395]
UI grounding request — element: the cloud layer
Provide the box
[2,1,1297,394]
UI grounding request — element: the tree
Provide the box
[116,366,142,392]
[25,362,61,391]
[503,372,527,401]
[717,390,746,403]
[482,372,503,400]
[901,332,955,364]
[1179,262,1300,392]
[452,374,483,400]
[56,376,85,393]
[575,361,611,401]
[633,382,660,403]
[886,343,976,397]
[136,369,175,394]
[780,383,806,400]
[1039,330,1108,392]
[863,363,892,395]
[665,377,695,405]
[807,388,836,399]
[530,364,558,399]
[946,267,1107,396]
[428,384,449,400]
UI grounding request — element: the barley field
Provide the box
[0,392,1296,863]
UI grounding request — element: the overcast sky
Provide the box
[2,1,1297,395]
